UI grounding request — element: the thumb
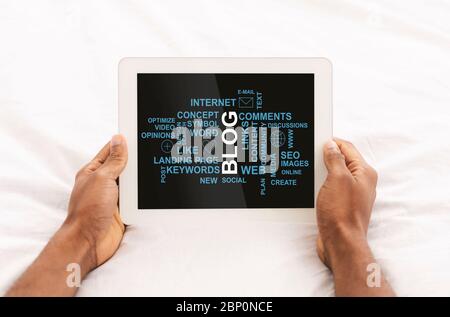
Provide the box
[323,140,348,175]
[100,134,128,179]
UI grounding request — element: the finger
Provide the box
[334,138,367,166]
[334,138,373,178]
[334,138,379,186]
[114,210,125,234]
[92,142,111,164]
[323,140,349,175]
[99,134,128,179]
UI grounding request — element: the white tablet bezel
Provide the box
[119,58,332,224]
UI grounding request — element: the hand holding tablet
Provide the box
[119,58,332,223]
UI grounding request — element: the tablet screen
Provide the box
[137,74,314,209]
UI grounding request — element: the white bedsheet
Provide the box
[1,0,450,296]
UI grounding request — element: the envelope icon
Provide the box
[238,97,254,108]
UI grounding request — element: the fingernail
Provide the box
[326,140,340,152]
[111,134,122,146]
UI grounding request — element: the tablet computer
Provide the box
[119,58,332,224]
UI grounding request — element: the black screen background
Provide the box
[137,74,314,209]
